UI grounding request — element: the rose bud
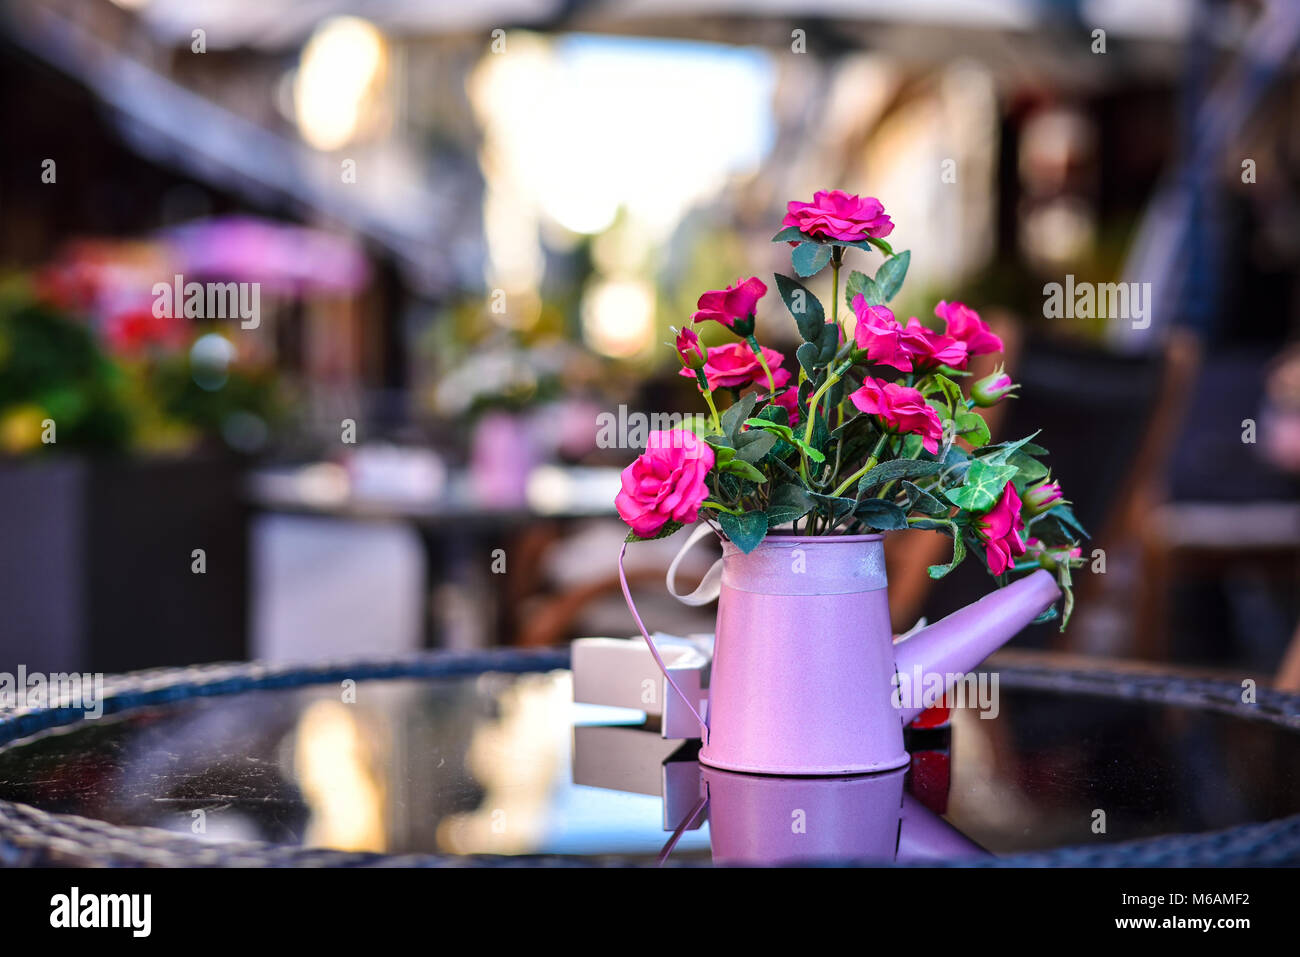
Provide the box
[970,368,1019,407]
[1026,537,1081,571]
[1022,478,1065,516]
[674,326,707,371]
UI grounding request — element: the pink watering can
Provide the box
[620,528,1060,776]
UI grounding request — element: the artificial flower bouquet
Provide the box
[616,190,1087,626]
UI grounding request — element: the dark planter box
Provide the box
[0,456,247,673]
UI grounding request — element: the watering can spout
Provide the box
[891,569,1061,725]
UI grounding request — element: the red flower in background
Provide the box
[103,305,188,356]
[33,262,100,314]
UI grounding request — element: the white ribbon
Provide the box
[665,522,723,606]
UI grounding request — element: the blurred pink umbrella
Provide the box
[162,216,371,298]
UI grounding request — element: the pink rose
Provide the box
[680,342,785,391]
[783,190,894,242]
[692,277,767,331]
[934,301,1003,357]
[852,299,912,371]
[615,430,715,538]
[977,482,1028,575]
[903,317,968,372]
[848,377,944,454]
[851,297,967,373]
[674,326,707,370]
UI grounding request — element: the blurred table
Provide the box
[1,649,1299,867]
[246,464,622,647]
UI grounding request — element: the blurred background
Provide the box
[1,0,1299,689]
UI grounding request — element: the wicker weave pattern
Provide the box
[1,648,1297,867]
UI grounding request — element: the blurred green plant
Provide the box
[0,278,278,456]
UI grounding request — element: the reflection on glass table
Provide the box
[0,665,1298,865]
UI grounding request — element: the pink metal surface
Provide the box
[698,765,989,865]
[891,568,1062,725]
[701,765,906,865]
[695,535,1060,775]
[700,535,907,774]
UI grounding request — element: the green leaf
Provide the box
[720,458,768,484]
[625,520,685,543]
[735,429,777,463]
[774,274,825,342]
[1032,605,1060,625]
[1045,503,1089,539]
[898,433,929,459]
[945,459,1017,512]
[873,251,910,302]
[742,418,825,463]
[765,483,815,528]
[795,341,821,375]
[855,458,943,495]
[908,517,957,531]
[955,410,991,449]
[1009,452,1049,487]
[754,403,796,459]
[830,236,894,258]
[771,226,809,243]
[704,434,735,465]
[927,524,966,579]
[720,392,757,441]
[855,499,909,531]
[793,242,832,278]
[930,373,964,414]
[902,480,948,516]
[844,271,883,310]
[718,510,769,554]
[980,431,1042,465]
[808,491,859,520]
[814,321,839,361]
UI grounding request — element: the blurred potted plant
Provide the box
[427,313,606,504]
[0,262,278,672]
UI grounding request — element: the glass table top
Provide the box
[0,667,1298,865]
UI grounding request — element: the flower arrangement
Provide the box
[616,190,1087,626]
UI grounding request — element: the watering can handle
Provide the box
[666,522,723,606]
[617,526,719,734]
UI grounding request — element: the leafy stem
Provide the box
[694,370,722,432]
[745,334,776,396]
[831,432,890,498]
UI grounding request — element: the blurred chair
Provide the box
[1102,333,1300,678]
[516,520,718,647]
